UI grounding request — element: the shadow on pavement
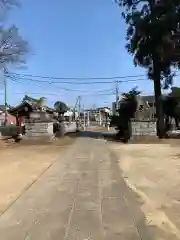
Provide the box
[68,130,115,140]
[68,130,180,145]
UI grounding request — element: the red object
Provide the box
[16,116,22,134]
[0,113,16,125]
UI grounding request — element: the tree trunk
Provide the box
[153,69,165,138]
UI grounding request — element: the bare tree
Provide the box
[0,25,28,69]
[0,0,19,10]
[0,0,19,20]
[0,0,28,70]
[0,0,28,126]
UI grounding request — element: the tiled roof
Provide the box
[22,95,54,112]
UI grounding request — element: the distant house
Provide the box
[0,105,6,115]
[137,95,155,108]
[112,102,122,115]
[0,105,16,126]
[112,95,156,120]
[64,110,78,121]
[8,96,55,123]
[84,107,111,123]
[135,95,156,120]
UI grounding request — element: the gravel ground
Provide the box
[0,136,75,215]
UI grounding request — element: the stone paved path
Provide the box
[0,135,163,239]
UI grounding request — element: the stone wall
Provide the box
[131,120,157,136]
[64,122,77,133]
[25,122,54,139]
[25,122,77,140]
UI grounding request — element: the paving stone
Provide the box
[0,136,166,239]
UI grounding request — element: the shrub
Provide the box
[0,125,18,136]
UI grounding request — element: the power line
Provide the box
[82,91,115,96]
[0,92,61,96]
[7,70,180,83]
[0,91,115,97]
[6,74,148,84]
[4,70,173,103]
[9,71,147,80]
[8,76,115,94]
[2,76,116,96]
[7,74,116,84]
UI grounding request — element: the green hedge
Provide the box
[0,125,18,136]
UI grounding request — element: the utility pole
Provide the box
[83,110,86,130]
[3,69,8,126]
[115,80,119,114]
[73,95,81,121]
[87,111,90,127]
[78,96,81,119]
[99,109,102,126]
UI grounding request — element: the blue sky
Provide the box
[0,0,176,108]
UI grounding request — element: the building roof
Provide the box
[8,101,54,116]
[8,95,55,115]
[85,107,111,112]
[22,95,45,110]
[141,95,155,102]
[23,96,55,112]
[8,101,33,115]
